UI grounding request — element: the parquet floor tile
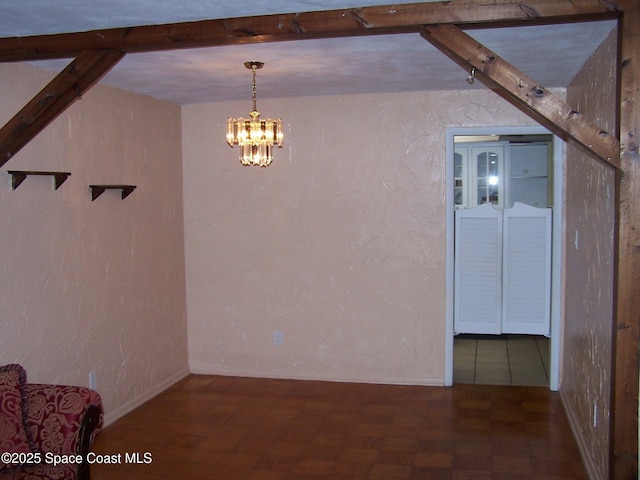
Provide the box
[91,375,588,479]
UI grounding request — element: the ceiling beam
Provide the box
[0,0,619,62]
[0,49,124,166]
[420,23,621,169]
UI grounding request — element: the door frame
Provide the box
[444,126,564,390]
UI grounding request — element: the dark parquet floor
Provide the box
[91,374,588,480]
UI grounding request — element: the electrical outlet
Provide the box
[273,330,284,346]
[89,371,97,390]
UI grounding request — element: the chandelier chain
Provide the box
[251,64,258,113]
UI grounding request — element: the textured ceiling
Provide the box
[0,1,617,105]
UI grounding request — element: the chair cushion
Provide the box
[0,364,35,472]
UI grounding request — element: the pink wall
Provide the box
[0,62,189,425]
[563,29,618,479]
[182,89,538,385]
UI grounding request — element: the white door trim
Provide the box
[444,126,564,390]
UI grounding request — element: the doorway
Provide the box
[444,127,564,389]
[453,334,550,386]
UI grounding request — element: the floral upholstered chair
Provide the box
[0,364,103,480]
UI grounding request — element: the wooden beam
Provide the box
[613,2,640,478]
[420,23,621,169]
[0,49,124,166]
[0,0,619,62]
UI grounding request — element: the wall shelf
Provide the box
[90,184,136,201]
[7,170,71,190]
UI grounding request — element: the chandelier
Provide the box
[226,61,284,167]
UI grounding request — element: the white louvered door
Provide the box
[454,202,551,336]
[502,203,552,335]
[454,203,502,334]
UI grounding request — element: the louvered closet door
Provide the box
[454,203,502,335]
[502,203,552,335]
[454,203,552,336]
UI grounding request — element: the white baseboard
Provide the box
[188,363,443,387]
[560,391,600,480]
[102,366,442,428]
[102,368,190,427]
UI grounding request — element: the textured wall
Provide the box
[563,29,618,479]
[0,62,189,425]
[183,89,537,385]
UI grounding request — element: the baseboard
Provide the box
[102,368,190,427]
[188,363,443,387]
[560,390,600,480]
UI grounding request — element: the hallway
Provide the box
[454,335,550,386]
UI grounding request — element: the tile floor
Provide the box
[453,334,550,386]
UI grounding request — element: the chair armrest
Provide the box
[77,404,101,480]
[22,384,103,456]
